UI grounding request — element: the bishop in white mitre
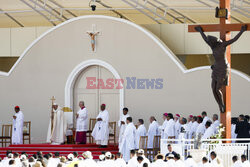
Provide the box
[118,107,130,148]
[92,104,109,148]
[119,117,136,162]
[135,119,147,149]
[47,103,67,144]
[147,116,159,148]
[12,106,24,144]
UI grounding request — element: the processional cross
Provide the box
[188,0,250,139]
[87,24,100,52]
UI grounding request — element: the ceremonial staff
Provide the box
[50,96,56,133]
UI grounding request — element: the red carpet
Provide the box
[0,144,118,159]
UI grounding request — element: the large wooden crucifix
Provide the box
[188,0,250,139]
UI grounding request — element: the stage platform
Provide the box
[0,144,119,159]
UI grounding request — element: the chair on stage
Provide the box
[108,122,116,145]
[168,136,175,144]
[138,136,148,156]
[153,135,161,157]
[0,124,12,147]
[86,118,96,143]
[147,135,161,160]
[23,121,31,144]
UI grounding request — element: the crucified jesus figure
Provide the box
[87,32,99,51]
[195,25,247,113]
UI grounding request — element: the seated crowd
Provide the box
[0,149,249,167]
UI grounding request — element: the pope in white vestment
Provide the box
[118,107,130,148]
[147,116,159,148]
[92,104,109,147]
[47,104,67,144]
[119,117,136,162]
[12,106,24,145]
[135,119,147,149]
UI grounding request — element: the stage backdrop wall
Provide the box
[0,15,249,143]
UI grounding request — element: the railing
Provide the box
[161,138,250,167]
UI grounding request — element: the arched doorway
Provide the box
[64,59,124,127]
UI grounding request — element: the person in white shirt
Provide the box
[151,154,167,167]
[241,154,250,167]
[174,114,181,139]
[202,121,214,139]
[115,152,126,167]
[185,155,198,167]
[164,113,175,139]
[147,116,159,148]
[159,113,168,139]
[231,118,238,143]
[211,114,220,134]
[119,117,136,162]
[92,104,109,148]
[118,107,130,148]
[196,117,206,137]
[102,152,116,167]
[137,149,150,165]
[127,150,137,167]
[231,156,242,167]
[135,119,147,149]
[12,106,24,145]
[201,111,210,125]
[198,157,211,167]
[174,154,185,167]
[166,154,176,167]
[210,151,223,167]
[189,116,199,139]
[75,101,88,144]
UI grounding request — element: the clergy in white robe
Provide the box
[178,117,188,143]
[189,116,199,139]
[186,115,194,139]
[201,111,210,125]
[211,114,220,134]
[118,107,130,148]
[164,113,175,139]
[196,117,206,137]
[202,121,214,139]
[159,113,168,139]
[119,117,136,162]
[75,101,88,144]
[174,114,182,139]
[47,104,67,144]
[12,106,24,145]
[135,119,147,149]
[147,116,159,148]
[92,104,109,147]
